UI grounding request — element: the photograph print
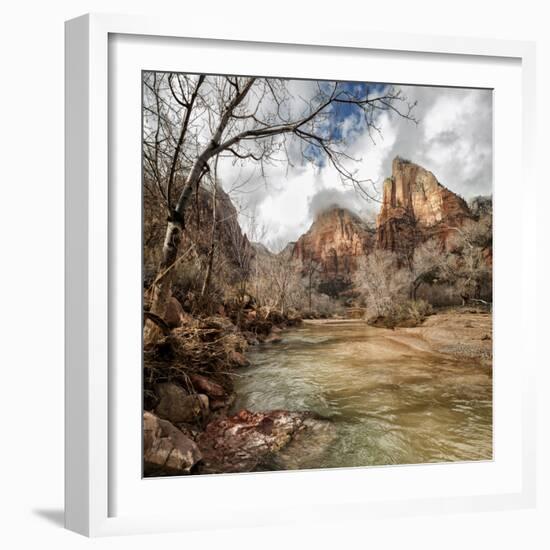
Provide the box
[142,72,493,476]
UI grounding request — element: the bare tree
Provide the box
[445,219,492,304]
[197,191,218,308]
[199,159,220,304]
[143,73,416,343]
[269,254,302,316]
[410,219,492,305]
[241,207,268,302]
[226,208,254,325]
[355,250,411,316]
[410,239,455,300]
[303,255,322,311]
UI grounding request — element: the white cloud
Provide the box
[216,81,492,248]
[257,169,317,248]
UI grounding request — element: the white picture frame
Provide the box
[65,12,537,537]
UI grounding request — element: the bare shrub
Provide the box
[354,250,411,317]
[446,219,492,303]
[367,299,432,329]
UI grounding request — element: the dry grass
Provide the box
[143,316,248,408]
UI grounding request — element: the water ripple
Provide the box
[233,321,493,469]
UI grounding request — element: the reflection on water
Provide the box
[232,320,493,469]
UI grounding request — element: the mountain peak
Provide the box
[313,204,361,222]
[287,158,473,296]
[292,204,374,296]
[377,157,472,253]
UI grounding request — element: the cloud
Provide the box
[307,188,362,217]
[216,80,493,248]
[375,86,493,200]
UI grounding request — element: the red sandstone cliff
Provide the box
[292,207,374,293]
[289,158,476,296]
[376,157,472,256]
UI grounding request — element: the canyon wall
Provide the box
[292,207,374,295]
[290,157,475,296]
[376,157,472,256]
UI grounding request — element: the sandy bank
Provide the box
[304,309,493,366]
[386,309,493,365]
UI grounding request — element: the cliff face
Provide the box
[376,157,472,255]
[185,185,253,275]
[292,207,374,294]
[289,158,475,297]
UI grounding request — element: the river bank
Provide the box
[234,310,492,469]
[353,307,492,366]
[301,307,492,367]
[143,306,310,476]
[144,307,492,475]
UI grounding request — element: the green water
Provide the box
[232,320,493,470]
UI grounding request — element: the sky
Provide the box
[216,80,493,251]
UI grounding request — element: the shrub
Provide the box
[404,299,433,324]
[367,299,432,329]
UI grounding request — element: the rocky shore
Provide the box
[143,302,491,477]
[143,299,312,477]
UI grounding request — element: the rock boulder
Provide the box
[188,373,227,398]
[143,411,202,475]
[196,409,333,474]
[154,382,209,424]
[164,297,191,328]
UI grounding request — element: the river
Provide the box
[232,319,493,470]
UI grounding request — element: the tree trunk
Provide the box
[410,278,422,301]
[143,215,184,345]
[236,281,247,328]
[200,181,217,304]
[308,271,313,311]
[144,155,209,346]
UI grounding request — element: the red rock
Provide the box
[209,393,236,411]
[154,383,209,423]
[292,207,374,293]
[188,373,226,398]
[164,297,191,328]
[181,186,255,279]
[228,350,250,367]
[196,410,308,474]
[376,157,472,256]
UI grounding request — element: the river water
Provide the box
[232,319,493,470]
